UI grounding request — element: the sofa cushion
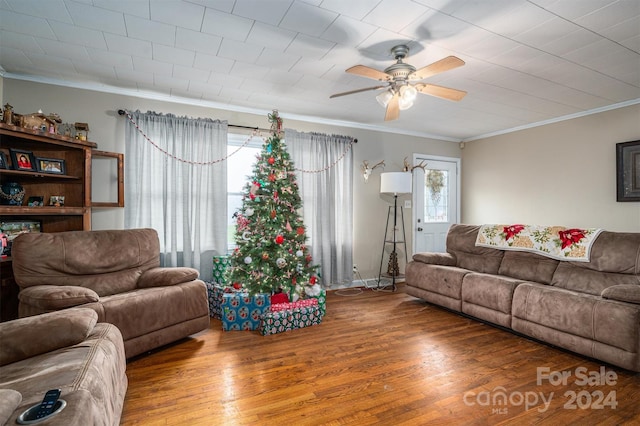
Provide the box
[100,281,207,341]
[0,308,97,366]
[12,228,161,296]
[602,285,640,304]
[512,283,640,353]
[580,231,640,274]
[551,263,638,296]
[462,273,522,315]
[0,389,21,425]
[406,263,469,300]
[461,273,524,328]
[498,251,559,284]
[18,286,99,310]
[137,267,199,288]
[446,224,504,274]
[412,252,457,266]
[512,283,596,341]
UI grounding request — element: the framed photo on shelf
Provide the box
[49,195,65,206]
[35,157,66,174]
[9,149,36,171]
[27,196,44,207]
[616,140,640,202]
[0,152,8,169]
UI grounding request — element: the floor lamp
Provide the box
[378,172,412,291]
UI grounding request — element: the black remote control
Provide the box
[33,389,61,419]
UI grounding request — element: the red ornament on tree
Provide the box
[268,157,275,165]
[275,235,284,244]
[310,276,317,284]
[233,282,242,290]
[296,227,305,235]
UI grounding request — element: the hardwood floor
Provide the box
[121,286,640,425]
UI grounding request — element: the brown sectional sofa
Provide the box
[0,308,127,425]
[405,224,640,372]
[11,228,210,358]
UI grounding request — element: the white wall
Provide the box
[461,104,640,232]
[2,78,460,282]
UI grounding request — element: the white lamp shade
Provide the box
[376,90,393,107]
[380,172,412,195]
[398,97,414,110]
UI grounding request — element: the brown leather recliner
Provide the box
[11,228,210,358]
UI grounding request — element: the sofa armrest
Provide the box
[18,285,99,310]
[137,267,199,288]
[601,285,640,304]
[412,252,457,266]
[0,389,22,425]
[0,308,97,366]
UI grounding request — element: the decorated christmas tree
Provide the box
[226,111,320,300]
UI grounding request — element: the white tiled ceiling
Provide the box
[0,0,638,141]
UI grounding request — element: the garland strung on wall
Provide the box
[122,110,254,166]
[294,138,355,174]
[121,109,354,173]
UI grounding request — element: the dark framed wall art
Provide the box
[616,140,640,202]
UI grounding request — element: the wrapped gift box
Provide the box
[221,292,271,331]
[205,282,224,319]
[307,289,327,316]
[260,304,323,336]
[212,255,231,284]
[269,298,318,312]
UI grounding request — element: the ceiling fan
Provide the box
[330,45,467,121]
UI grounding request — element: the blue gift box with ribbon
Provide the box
[221,291,271,331]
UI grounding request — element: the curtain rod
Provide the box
[117,109,357,142]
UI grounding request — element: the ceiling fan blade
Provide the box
[346,65,391,82]
[416,83,467,101]
[408,56,465,80]
[384,94,400,121]
[329,85,387,99]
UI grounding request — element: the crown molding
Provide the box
[462,98,640,142]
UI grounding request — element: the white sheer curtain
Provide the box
[125,110,227,280]
[285,129,354,288]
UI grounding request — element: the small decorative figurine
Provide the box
[3,103,13,124]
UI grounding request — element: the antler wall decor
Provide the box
[361,160,385,182]
[403,157,427,172]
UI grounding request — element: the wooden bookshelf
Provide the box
[0,123,98,321]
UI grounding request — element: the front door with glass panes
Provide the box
[412,156,460,253]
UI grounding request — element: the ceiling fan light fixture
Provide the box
[376,89,393,107]
[330,45,466,121]
[400,85,417,102]
[398,96,414,110]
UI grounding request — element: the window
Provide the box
[227,133,262,251]
[424,168,449,222]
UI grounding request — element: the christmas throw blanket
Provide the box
[475,224,603,262]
